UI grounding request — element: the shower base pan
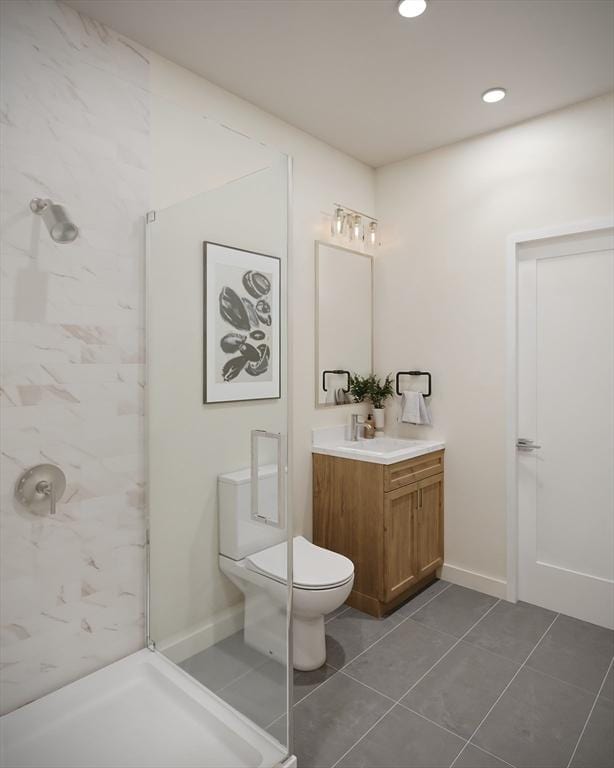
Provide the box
[0,649,292,768]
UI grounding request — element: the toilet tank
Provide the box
[218,464,287,560]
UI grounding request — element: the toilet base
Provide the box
[292,615,326,671]
[219,554,353,671]
[244,588,286,663]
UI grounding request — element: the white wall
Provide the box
[374,94,614,595]
[146,54,374,646]
[0,0,148,714]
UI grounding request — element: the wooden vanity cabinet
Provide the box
[313,449,444,617]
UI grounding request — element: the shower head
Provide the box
[30,198,79,243]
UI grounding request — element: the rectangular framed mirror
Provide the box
[315,241,373,407]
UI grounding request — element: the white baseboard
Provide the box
[439,562,508,600]
[158,602,244,664]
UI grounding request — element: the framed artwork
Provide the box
[203,241,281,403]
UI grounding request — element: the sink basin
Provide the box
[335,437,425,455]
[312,435,445,465]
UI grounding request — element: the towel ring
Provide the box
[396,371,432,397]
[322,369,351,393]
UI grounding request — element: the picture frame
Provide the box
[203,241,281,403]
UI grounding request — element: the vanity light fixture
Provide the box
[330,204,379,247]
[482,87,507,103]
[397,0,427,18]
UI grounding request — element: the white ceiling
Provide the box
[67,0,614,167]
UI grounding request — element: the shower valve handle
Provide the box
[15,464,66,516]
[36,479,56,515]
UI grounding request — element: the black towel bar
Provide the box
[396,370,432,397]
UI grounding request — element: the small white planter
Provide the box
[373,408,385,432]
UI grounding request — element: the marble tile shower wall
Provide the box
[0,1,150,714]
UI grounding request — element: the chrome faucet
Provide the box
[350,414,364,441]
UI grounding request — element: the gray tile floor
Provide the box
[181,581,614,768]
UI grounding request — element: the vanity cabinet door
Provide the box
[383,483,419,602]
[415,474,444,579]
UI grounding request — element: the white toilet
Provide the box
[218,465,354,671]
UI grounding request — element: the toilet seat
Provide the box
[246,535,354,590]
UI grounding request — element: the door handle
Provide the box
[251,429,286,528]
[516,438,542,451]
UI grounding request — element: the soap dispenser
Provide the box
[364,414,375,439]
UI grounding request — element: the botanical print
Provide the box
[215,264,273,384]
[204,242,280,403]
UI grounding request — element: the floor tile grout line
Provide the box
[325,606,351,624]
[213,651,339,714]
[214,658,271,696]
[454,632,542,667]
[469,744,518,768]
[523,659,612,699]
[288,581,454,713]
[329,597,503,768]
[396,598,502,701]
[292,663,339,706]
[396,702,471,743]
[290,656,379,718]
[285,664,341,710]
[341,665,505,750]
[453,628,606,699]
[329,701,398,768]
[522,611,560,667]
[335,582,454,674]
[565,655,614,768]
[183,634,271,696]
[263,662,342,727]
[450,612,560,768]
[265,709,286,731]
[338,670,397,704]
[334,603,607,700]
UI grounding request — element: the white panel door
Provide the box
[517,228,614,628]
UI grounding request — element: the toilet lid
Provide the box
[246,536,354,590]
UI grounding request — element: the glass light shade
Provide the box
[397,0,427,18]
[332,207,345,235]
[482,87,506,103]
[368,221,377,245]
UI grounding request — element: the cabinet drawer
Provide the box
[384,450,444,492]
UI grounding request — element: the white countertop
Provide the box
[312,425,445,465]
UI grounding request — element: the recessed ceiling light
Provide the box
[397,0,427,19]
[482,87,507,104]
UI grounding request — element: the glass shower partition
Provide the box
[146,106,292,766]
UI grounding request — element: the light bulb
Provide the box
[368,221,377,246]
[482,87,506,103]
[351,214,362,241]
[397,0,427,18]
[332,207,345,236]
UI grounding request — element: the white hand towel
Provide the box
[401,391,432,425]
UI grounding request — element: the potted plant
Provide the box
[367,373,394,432]
[349,373,370,403]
